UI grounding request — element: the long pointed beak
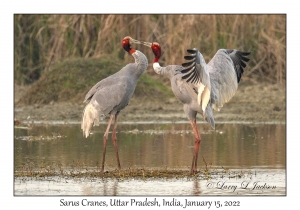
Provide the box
[140,41,152,47]
[131,39,152,48]
[125,36,152,47]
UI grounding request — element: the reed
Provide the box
[14,14,286,85]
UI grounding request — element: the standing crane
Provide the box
[81,36,148,172]
[140,41,250,174]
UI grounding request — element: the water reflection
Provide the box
[14,123,286,170]
[14,169,285,195]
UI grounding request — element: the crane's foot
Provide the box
[190,155,199,174]
[190,167,198,175]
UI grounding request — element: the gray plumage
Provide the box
[139,40,250,174]
[153,48,250,129]
[81,50,148,137]
[182,48,251,115]
[81,36,148,172]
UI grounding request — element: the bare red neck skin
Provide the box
[129,49,136,54]
[122,39,136,54]
[152,43,161,63]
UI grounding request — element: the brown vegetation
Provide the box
[15,14,286,86]
[14,163,252,180]
[14,14,286,123]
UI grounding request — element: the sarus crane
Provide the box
[81,36,148,172]
[140,41,250,174]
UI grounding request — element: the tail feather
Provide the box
[204,105,215,130]
[81,103,98,138]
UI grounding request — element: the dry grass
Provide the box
[14,155,253,180]
[14,162,253,180]
[15,14,286,86]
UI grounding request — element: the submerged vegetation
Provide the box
[14,160,254,180]
[14,14,286,105]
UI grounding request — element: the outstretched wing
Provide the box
[180,48,211,113]
[208,49,250,111]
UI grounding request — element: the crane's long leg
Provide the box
[112,113,121,170]
[190,119,201,174]
[101,115,114,172]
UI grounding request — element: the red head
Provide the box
[122,36,136,54]
[140,40,162,63]
[122,36,147,54]
[151,42,161,63]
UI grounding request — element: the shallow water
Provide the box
[14,169,285,196]
[14,122,286,195]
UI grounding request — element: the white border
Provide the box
[3,1,297,209]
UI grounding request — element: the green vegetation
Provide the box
[18,56,173,105]
[14,14,286,105]
[134,73,173,97]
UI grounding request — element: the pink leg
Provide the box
[190,119,201,174]
[112,113,121,170]
[101,115,114,172]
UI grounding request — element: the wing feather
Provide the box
[209,49,250,111]
[180,48,250,113]
[83,77,115,103]
[180,48,211,113]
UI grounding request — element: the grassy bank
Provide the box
[17,56,173,105]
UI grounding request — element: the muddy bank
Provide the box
[14,82,286,124]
